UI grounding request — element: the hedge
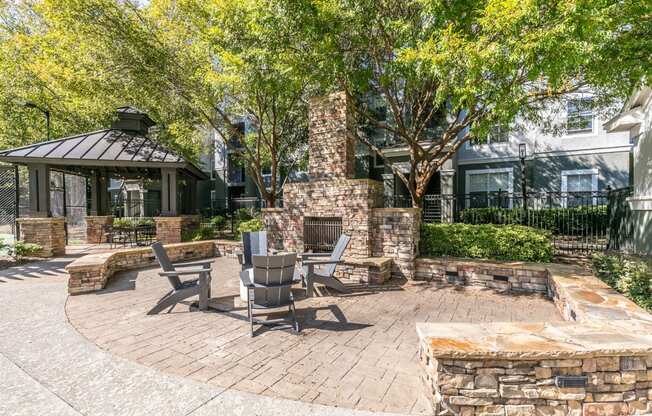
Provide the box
[592,254,651,312]
[421,223,554,262]
[458,206,608,236]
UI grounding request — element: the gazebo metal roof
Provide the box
[0,111,207,180]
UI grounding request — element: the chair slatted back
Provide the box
[323,234,351,277]
[242,231,268,268]
[250,253,297,308]
[151,242,183,290]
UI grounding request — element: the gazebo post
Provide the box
[160,167,177,216]
[155,167,200,243]
[27,163,51,217]
[16,163,65,257]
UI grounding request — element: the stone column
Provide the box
[154,214,199,244]
[85,215,113,243]
[27,164,51,217]
[372,208,421,279]
[160,168,177,216]
[16,217,65,257]
[308,91,356,180]
[261,208,285,251]
[439,159,455,223]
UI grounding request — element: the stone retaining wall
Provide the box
[415,258,549,294]
[66,240,223,294]
[421,353,652,416]
[417,261,652,416]
[85,215,113,244]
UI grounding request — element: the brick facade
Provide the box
[85,215,113,244]
[16,217,65,257]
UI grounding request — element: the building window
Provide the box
[487,124,509,144]
[566,98,593,133]
[465,167,514,208]
[561,169,598,207]
[373,153,384,167]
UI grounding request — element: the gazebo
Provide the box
[0,107,208,256]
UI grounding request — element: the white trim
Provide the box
[560,168,599,207]
[464,167,514,208]
[456,145,632,165]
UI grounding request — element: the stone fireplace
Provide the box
[263,92,420,282]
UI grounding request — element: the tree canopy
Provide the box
[0,0,313,207]
[291,0,651,205]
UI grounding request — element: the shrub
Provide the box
[458,206,608,235]
[421,223,554,262]
[234,208,255,222]
[592,254,651,311]
[237,218,264,235]
[13,241,42,258]
[209,215,226,229]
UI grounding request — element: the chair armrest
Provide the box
[236,252,244,265]
[301,259,343,266]
[239,269,253,287]
[173,260,212,268]
[298,252,331,259]
[159,267,212,277]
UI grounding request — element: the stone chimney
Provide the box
[308,92,356,180]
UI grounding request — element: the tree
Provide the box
[0,0,312,207]
[295,0,651,207]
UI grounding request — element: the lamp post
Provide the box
[519,143,528,218]
[19,101,51,140]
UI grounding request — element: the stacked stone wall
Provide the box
[66,240,234,294]
[415,258,549,294]
[271,179,384,258]
[154,215,200,244]
[17,217,66,257]
[420,353,652,416]
[371,208,420,279]
[85,216,113,244]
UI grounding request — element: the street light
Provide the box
[519,143,528,217]
[17,100,51,140]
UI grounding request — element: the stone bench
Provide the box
[65,240,242,295]
[416,260,652,416]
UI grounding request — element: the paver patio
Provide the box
[66,256,562,415]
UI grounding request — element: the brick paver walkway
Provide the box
[66,257,562,415]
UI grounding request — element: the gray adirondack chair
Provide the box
[237,231,268,270]
[300,234,351,296]
[239,253,299,336]
[148,242,213,315]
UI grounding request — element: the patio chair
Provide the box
[237,231,268,270]
[240,253,299,336]
[147,242,213,315]
[299,234,352,296]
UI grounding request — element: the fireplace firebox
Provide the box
[303,217,342,252]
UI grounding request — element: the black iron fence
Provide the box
[388,191,611,254]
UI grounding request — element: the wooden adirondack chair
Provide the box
[299,234,351,296]
[239,253,299,336]
[148,242,213,315]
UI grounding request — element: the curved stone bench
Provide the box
[65,240,242,295]
[416,259,652,416]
